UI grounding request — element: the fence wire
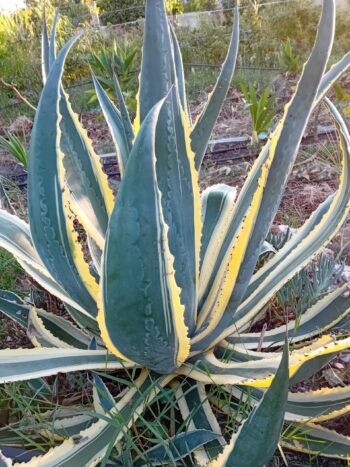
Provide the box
[42,0,292,25]
[0,0,305,117]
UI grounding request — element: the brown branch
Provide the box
[0,78,37,112]
[257,322,268,352]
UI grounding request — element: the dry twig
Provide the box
[0,78,37,112]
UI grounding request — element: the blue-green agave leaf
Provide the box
[135,430,221,466]
[112,71,134,150]
[59,91,110,246]
[197,0,336,352]
[154,87,201,335]
[175,380,225,464]
[213,343,288,466]
[0,290,29,328]
[49,8,59,68]
[169,21,187,112]
[92,73,130,176]
[191,3,239,169]
[228,0,335,313]
[28,33,98,316]
[93,374,115,412]
[41,8,50,84]
[100,95,190,373]
[138,0,175,124]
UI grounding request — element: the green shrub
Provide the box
[96,0,219,25]
[87,41,138,111]
[279,38,301,74]
[0,249,23,291]
[240,82,277,143]
[0,2,90,107]
[182,0,219,12]
[96,0,144,24]
[0,133,28,167]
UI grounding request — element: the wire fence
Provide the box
[0,62,281,115]
[55,1,291,24]
[0,0,317,117]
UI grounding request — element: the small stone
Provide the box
[333,362,345,370]
[323,247,335,259]
[341,265,350,283]
[217,166,232,176]
[5,336,12,343]
[276,224,297,237]
[340,353,350,364]
[322,368,344,387]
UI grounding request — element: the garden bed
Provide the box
[1,69,350,464]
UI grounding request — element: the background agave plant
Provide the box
[0,132,28,167]
[86,42,137,111]
[239,82,276,144]
[0,0,350,465]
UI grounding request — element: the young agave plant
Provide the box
[1,0,350,464]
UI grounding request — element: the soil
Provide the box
[269,449,346,466]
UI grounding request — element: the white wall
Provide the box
[313,0,349,7]
[178,0,349,30]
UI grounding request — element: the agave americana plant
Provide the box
[1,0,350,464]
[87,41,137,110]
[240,82,276,144]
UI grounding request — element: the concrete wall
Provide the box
[215,0,350,10]
[313,0,349,7]
[176,0,350,29]
[176,10,225,29]
[177,0,349,29]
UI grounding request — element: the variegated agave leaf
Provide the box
[1,0,350,465]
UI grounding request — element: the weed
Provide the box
[240,81,277,144]
[279,38,301,74]
[0,249,23,292]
